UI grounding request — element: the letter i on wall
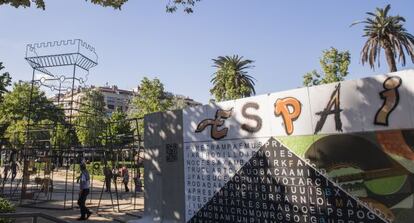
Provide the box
[374,76,402,126]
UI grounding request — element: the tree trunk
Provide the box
[384,45,397,72]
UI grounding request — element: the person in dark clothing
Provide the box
[103,165,112,192]
[3,164,9,182]
[11,162,18,182]
[77,162,91,221]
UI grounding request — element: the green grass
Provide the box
[69,161,144,182]
[276,135,325,158]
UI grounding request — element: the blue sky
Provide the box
[0,0,413,103]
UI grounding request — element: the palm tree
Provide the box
[210,55,256,102]
[352,4,414,72]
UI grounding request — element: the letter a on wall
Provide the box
[314,83,342,134]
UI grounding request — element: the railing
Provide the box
[0,212,68,223]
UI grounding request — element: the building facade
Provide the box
[53,85,134,117]
[52,85,201,117]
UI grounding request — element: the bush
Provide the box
[0,197,15,223]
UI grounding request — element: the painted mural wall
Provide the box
[182,69,414,223]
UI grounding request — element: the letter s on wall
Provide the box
[241,102,262,133]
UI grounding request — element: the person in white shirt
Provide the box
[77,162,91,221]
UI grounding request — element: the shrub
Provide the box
[0,197,15,223]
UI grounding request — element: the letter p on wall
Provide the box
[274,97,302,135]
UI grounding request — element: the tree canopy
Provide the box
[0,82,65,149]
[75,89,107,147]
[130,77,172,118]
[5,119,54,149]
[0,0,200,12]
[166,0,201,13]
[0,0,126,9]
[0,62,11,104]
[303,47,351,87]
[108,108,132,146]
[50,123,71,149]
[0,82,64,124]
[129,77,172,135]
[4,119,29,148]
[210,55,256,102]
[352,4,414,72]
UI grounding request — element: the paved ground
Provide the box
[14,206,143,223]
[1,169,144,223]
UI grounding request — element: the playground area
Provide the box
[11,168,144,222]
[0,148,143,210]
[0,40,145,222]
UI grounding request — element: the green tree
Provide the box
[50,124,71,149]
[130,77,172,134]
[1,0,200,13]
[4,119,27,149]
[166,0,201,13]
[0,82,65,149]
[0,62,11,146]
[107,108,132,146]
[210,55,256,102]
[4,119,54,149]
[352,4,414,72]
[303,47,351,87]
[75,89,107,147]
[0,0,126,9]
[0,82,64,124]
[131,77,172,118]
[0,62,11,103]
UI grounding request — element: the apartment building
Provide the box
[52,85,201,117]
[53,85,134,116]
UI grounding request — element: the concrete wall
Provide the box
[133,70,414,223]
[137,110,185,223]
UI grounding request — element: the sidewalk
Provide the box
[15,206,143,223]
[7,170,143,223]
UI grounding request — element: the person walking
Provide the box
[103,164,112,192]
[77,162,92,221]
[3,164,9,182]
[121,166,129,192]
[10,161,18,182]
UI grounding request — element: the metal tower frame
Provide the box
[0,39,144,214]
